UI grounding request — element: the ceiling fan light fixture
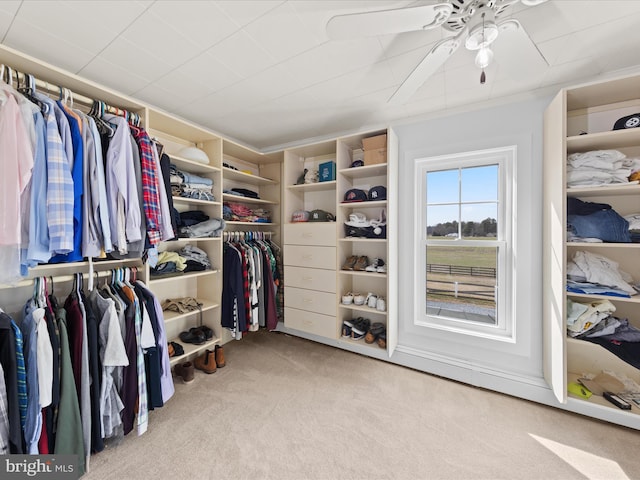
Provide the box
[475,46,494,68]
[464,7,498,50]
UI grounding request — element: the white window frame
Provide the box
[414,145,516,342]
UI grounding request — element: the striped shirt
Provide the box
[130,126,161,245]
[10,320,26,430]
[0,362,9,454]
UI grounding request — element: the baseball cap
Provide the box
[343,188,368,203]
[308,210,335,222]
[368,185,387,201]
[350,159,364,168]
[291,210,310,222]
[613,113,640,130]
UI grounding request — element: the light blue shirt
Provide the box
[88,117,112,253]
[20,300,41,454]
[22,109,50,273]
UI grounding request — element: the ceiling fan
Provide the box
[326,0,549,104]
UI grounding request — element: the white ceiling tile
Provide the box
[444,62,498,96]
[4,17,95,72]
[378,29,445,60]
[540,57,605,89]
[513,1,574,43]
[98,37,174,82]
[148,1,239,49]
[281,37,385,89]
[412,72,446,101]
[206,30,276,79]
[215,1,283,27]
[79,56,149,95]
[0,10,15,41]
[0,1,19,16]
[555,0,640,32]
[14,1,147,56]
[121,11,201,67]
[151,70,214,104]
[244,2,323,63]
[226,65,302,102]
[178,52,242,93]
[134,83,184,113]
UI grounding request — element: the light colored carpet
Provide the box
[85,331,640,480]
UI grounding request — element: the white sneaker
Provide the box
[353,294,365,306]
[365,258,384,272]
[342,292,354,305]
[366,293,378,309]
[377,263,387,274]
[376,297,386,312]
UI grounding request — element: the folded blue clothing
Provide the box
[566,280,631,298]
[567,208,630,243]
[181,171,213,186]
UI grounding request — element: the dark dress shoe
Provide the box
[179,329,206,345]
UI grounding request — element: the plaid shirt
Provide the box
[130,126,161,245]
[35,94,74,254]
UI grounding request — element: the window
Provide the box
[414,146,515,340]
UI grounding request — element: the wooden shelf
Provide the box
[168,154,220,174]
[339,336,385,350]
[222,194,277,205]
[30,258,141,273]
[338,163,387,178]
[566,242,640,249]
[225,221,278,226]
[149,269,219,285]
[172,196,220,206]
[339,238,387,243]
[566,128,640,154]
[339,270,387,278]
[169,337,220,367]
[162,299,219,325]
[161,237,221,245]
[339,304,387,316]
[566,184,640,198]
[223,167,277,186]
[287,180,336,192]
[340,200,387,208]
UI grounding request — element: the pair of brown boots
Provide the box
[194,344,226,374]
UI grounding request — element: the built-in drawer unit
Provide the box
[284,245,336,270]
[284,266,336,293]
[284,223,337,246]
[284,287,336,316]
[284,307,336,338]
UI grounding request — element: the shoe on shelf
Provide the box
[353,294,366,306]
[377,331,387,349]
[341,255,358,270]
[365,258,385,272]
[377,263,387,274]
[168,341,184,358]
[174,361,195,384]
[353,255,369,271]
[351,317,371,340]
[194,350,217,374]
[341,292,355,305]
[341,319,353,338]
[365,322,386,344]
[179,328,206,345]
[376,297,386,312]
[197,325,214,340]
[366,293,378,309]
[215,344,226,368]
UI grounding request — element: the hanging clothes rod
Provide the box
[0,63,140,123]
[6,267,139,289]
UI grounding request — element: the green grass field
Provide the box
[426,244,497,268]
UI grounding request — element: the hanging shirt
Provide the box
[20,301,43,454]
[103,114,141,252]
[79,114,102,259]
[33,93,74,256]
[0,93,34,283]
[36,308,53,410]
[87,117,112,254]
[0,312,22,453]
[23,109,51,271]
[0,362,8,454]
[150,141,174,241]
[50,102,84,263]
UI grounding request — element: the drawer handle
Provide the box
[302,254,313,260]
[303,298,313,303]
[302,232,313,238]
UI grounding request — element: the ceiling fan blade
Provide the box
[389,33,463,104]
[326,3,453,40]
[492,19,549,79]
[520,0,548,6]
